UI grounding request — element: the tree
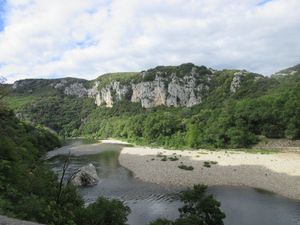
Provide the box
[149,218,172,225]
[178,185,225,225]
[75,197,131,225]
[149,185,225,225]
[186,123,200,148]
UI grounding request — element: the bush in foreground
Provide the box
[149,185,225,225]
[75,197,131,225]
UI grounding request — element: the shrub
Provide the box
[75,197,130,225]
[178,164,194,171]
[149,185,225,225]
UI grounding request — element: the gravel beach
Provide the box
[119,147,300,200]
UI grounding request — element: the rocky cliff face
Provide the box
[230,71,245,93]
[93,64,212,108]
[11,63,256,109]
[94,81,130,107]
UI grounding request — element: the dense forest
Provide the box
[4,63,300,149]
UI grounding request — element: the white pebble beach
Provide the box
[119,147,300,200]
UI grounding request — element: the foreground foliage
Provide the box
[0,103,130,225]
[149,185,225,225]
[75,197,130,225]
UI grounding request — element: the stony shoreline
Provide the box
[119,147,300,200]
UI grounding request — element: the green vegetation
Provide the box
[142,63,212,82]
[0,102,130,225]
[202,161,218,168]
[203,161,211,168]
[178,164,194,171]
[80,66,300,150]
[0,103,73,224]
[6,94,96,137]
[96,72,139,90]
[149,185,225,225]
[2,63,298,224]
[75,197,130,225]
[4,64,300,151]
[168,156,179,161]
[4,95,38,110]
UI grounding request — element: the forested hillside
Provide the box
[5,63,300,149]
[0,102,131,224]
[0,103,77,223]
[6,77,96,137]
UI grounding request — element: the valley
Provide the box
[1,63,300,225]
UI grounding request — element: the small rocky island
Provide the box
[69,163,99,187]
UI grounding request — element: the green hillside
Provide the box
[4,63,300,149]
[80,65,300,148]
[0,102,132,224]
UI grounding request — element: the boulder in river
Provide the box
[69,163,99,187]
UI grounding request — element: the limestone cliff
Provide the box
[11,63,257,109]
[93,64,212,108]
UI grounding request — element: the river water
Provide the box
[47,141,300,225]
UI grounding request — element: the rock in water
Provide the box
[69,163,99,186]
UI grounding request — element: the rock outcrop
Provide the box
[11,64,266,109]
[230,70,249,93]
[12,78,90,97]
[69,163,99,187]
[230,72,242,93]
[63,82,88,97]
[94,81,130,107]
[93,64,212,108]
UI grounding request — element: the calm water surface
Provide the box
[47,141,300,225]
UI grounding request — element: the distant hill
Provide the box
[274,64,300,76]
[4,63,300,147]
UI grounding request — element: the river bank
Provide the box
[119,147,300,200]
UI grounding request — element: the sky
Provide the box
[0,0,300,83]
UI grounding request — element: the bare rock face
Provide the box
[69,163,99,187]
[230,71,246,93]
[94,65,211,108]
[131,75,206,108]
[131,77,167,108]
[63,83,88,97]
[94,81,130,107]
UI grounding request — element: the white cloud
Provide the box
[0,0,300,83]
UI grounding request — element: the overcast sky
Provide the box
[0,0,300,83]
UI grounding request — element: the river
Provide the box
[47,141,300,225]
